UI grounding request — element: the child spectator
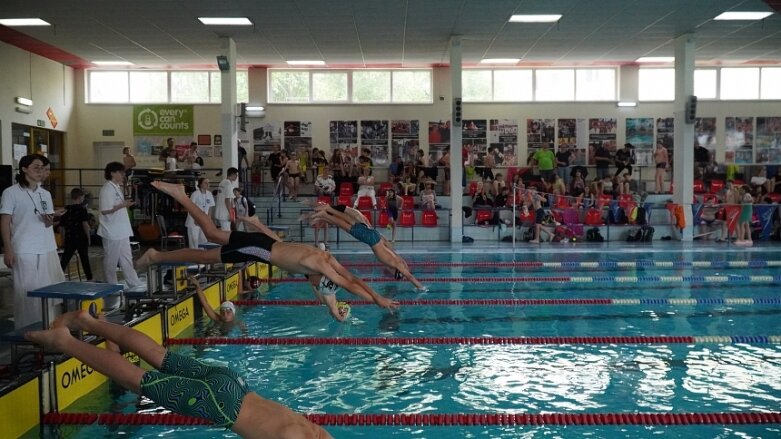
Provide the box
[59,188,93,280]
[420,180,437,210]
[736,185,754,246]
[385,189,401,243]
[233,188,249,231]
[314,169,336,196]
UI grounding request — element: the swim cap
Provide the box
[219,301,236,313]
[248,276,260,289]
[319,276,339,296]
[336,301,351,318]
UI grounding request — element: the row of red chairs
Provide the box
[693,179,749,194]
[338,182,394,197]
[319,195,416,210]
[359,209,438,227]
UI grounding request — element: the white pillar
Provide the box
[220,37,239,174]
[673,33,695,241]
[449,36,463,242]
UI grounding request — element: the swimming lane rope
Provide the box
[234,298,781,306]
[265,275,781,284]
[342,260,781,269]
[168,335,781,346]
[42,411,781,426]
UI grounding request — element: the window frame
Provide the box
[86,70,249,104]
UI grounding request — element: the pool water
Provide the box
[45,249,781,438]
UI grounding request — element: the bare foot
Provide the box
[135,248,158,271]
[52,310,93,331]
[151,181,187,200]
[25,326,72,350]
[529,239,540,243]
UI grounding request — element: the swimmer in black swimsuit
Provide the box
[136,182,399,315]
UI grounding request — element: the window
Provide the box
[267,69,431,104]
[392,70,432,102]
[576,69,615,101]
[638,68,674,101]
[88,70,248,103]
[129,71,167,103]
[494,69,533,101]
[720,68,759,100]
[761,68,781,99]
[462,70,492,101]
[312,72,348,102]
[89,71,128,103]
[353,71,390,102]
[536,69,574,101]
[694,69,717,99]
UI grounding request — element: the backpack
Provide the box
[586,227,604,242]
[523,227,535,242]
[626,228,643,242]
[247,199,256,217]
[641,226,655,242]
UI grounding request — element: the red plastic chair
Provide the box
[401,195,415,209]
[597,194,613,209]
[732,179,745,187]
[518,210,534,224]
[377,210,390,227]
[584,208,604,225]
[556,196,570,209]
[377,196,388,210]
[356,196,373,209]
[475,209,492,225]
[378,182,393,196]
[422,210,438,226]
[400,210,416,226]
[337,195,352,206]
[617,194,633,210]
[767,193,781,203]
[339,182,354,196]
[317,195,332,205]
[468,181,479,197]
[359,210,372,225]
[709,179,724,194]
[693,179,705,194]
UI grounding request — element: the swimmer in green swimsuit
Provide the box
[25,310,331,439]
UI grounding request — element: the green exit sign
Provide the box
[36,120,46,127]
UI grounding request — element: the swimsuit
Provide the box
[387,198,399,220]
[140,351,250,428]
[220,231,277,264]
[349,222,383,247]
[656,163,667,169]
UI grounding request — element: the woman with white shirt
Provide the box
[99,162,142,309]
[0,154,65,329]
[186,178,214,248]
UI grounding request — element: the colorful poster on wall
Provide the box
[755,117,781,164]
[489,119,518,166]
[587,118,617,165]
[253,122,281,156]
[361,120,390,166]
[557,118,588,165]
[725,117,754,164]
[330,120,359,162]
[694,117,717,153]
[391,120,420,163]
[462,119,487,169]
[283,121,313,156]
[133,105,194,136]
[428,121,451,165]
[526,119,555,164]
[624,118,655,166]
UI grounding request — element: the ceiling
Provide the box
[1,0,780,69]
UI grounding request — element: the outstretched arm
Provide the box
[237,216,283,242]
[190,276,220,322]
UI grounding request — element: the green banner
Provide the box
[133,105,194,136]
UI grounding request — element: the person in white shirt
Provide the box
[353,166,377,209]
[1,154,66,329]
[98,162,142,308]
[186,178,214,248]
[214,167,239,231]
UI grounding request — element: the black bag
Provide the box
[586,227,604,242]
[635,207,647,225]
[247,200,256,217]
[523,227,535,242]
[626,228,643,242]
[641,226,655,242]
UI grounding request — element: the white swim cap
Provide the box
[319,276,339,296]
[219,301,236,313]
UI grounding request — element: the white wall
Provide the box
[0,40,74,166]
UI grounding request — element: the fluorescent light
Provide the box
[198,17,253,26]
[714,11,773,20]
[480,58,521,64]
[287,60,326,66]
[245,106,265,112]
[509,14,562,23]
[616,101,637,107]
[0,18,51,26]
[92,61,134,66]
[15,97,33,106]
[15,106,33,114]
[635,56,675,63]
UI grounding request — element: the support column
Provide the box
[220,37,238,174]
[673,33,695,241]
[449,36,463,242]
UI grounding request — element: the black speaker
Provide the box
[0,165,12,194]
[685,95,697,124]
[453,97,462,124]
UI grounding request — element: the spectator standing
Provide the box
[214,167,239,230]
[555,145,573,187]
[233,188,249,231]
[98,162,141,308]
[122,147,137,172]
[1,154,65,329]
[694,142,711,177]
[532,143,556,183]
[186,178,214,248]
[59,188,93,281]
[654,142,669,194]
[614,143,634,177]
[594,142,612,180]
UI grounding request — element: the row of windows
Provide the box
[87,71,249,104]
[640,67,781,101]
[462,68,616,102]
[268,70,433,103]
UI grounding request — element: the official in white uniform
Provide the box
[214,167,239,231]
[186,177,214,248]
[1,154,65,329]
[98,162,141,308]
